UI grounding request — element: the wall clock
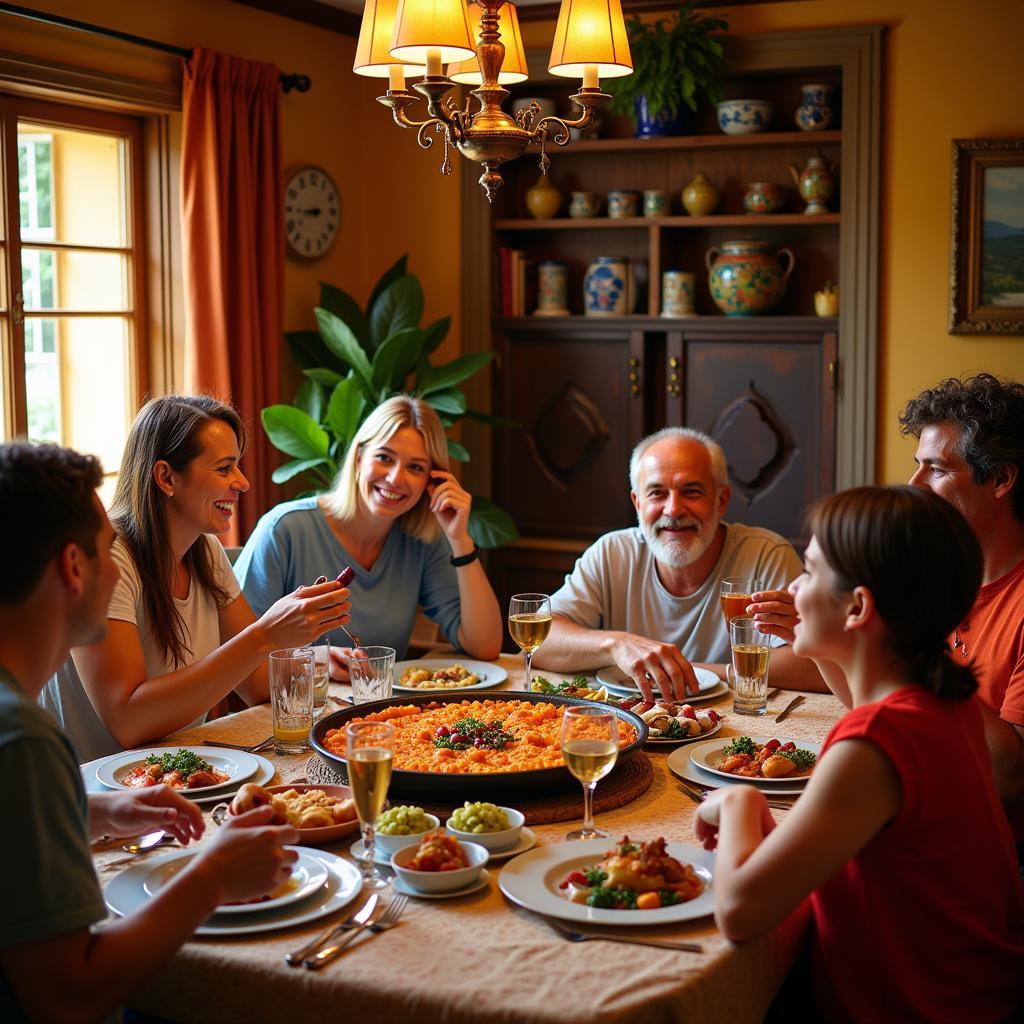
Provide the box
[284,165,339,259]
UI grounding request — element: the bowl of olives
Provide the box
[373,805,440,857]
[445,801,524,852]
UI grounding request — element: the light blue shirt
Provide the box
[234,497,462,659]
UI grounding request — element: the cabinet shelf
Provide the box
[494,214,841,230]
[494,315,838,331]
[547,130,841,156]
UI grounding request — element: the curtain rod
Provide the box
[0,2,312,93]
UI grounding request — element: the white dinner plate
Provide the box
[605,679,729,705]
[392,658,508,693]
[499,840,715,926]
[104,849,361,937]
[596,665,721,695]
[83,753,276,806]
[666,746,804,798]
[393,868,491,900]
[645,719,723,747]
[688,736,820,784]
[94,746,259,796]
[142,848,329,914]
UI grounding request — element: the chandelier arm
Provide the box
[532,117,572,147]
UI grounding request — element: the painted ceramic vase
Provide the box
[569,191,601,218]
[743,182,786,215]
[681,173,719,216]
[814,284,839,317]
[525,175,561,219]
[661,271,695,317]
[535,260,569,316]
[790,151,838,215]
[795,84,839,131]
[584,256,629,316]
[607,190,640,219]
[643,189,669,218]
[705,240,795,316]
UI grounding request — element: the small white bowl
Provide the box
[391,839,489,894]
[373,813,440,858]
[717,99,774,135]
[445,806,525,852]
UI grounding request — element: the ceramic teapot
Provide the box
[789,150,838,215]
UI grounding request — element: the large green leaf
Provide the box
[261,405,331,461]
[468,495,519,549]
[325,377,366,452]
[462,409,521,429]
[303,367,344,388]
[294,378,324,423]
[285,329,334,371]
[426,387,467,416]
[447,439,470,461]
[315,307,373,389]
[418,352,494,395]
[271,457,334,485]
[370,275,423,349]
[371,327,425,392]
[421,315,451,358]
[319,282,371,351]
[367,253,407,315]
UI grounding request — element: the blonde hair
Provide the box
[323,395,450,543]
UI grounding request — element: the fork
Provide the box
[200,736,275,754]
[542,917,703,952]
[677,778,794,812]
[285,893,379,966]
[303,895,408,969]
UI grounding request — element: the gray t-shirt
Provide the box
[0,667,107,1022]
[550,523,803,664]
[40,535,241,762]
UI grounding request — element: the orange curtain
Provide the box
[180,48,283,543]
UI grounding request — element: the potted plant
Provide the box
[261,255,519,549]
[605,2,729,138]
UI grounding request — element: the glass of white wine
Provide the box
[508,593,552,690]
[346,720,394,889]
[560,705,619,841]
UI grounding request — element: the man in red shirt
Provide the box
[900,374,1024,845]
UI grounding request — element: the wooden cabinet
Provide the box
[458,27,882,605]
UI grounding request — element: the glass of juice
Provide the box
[730,616,771,716]
[508,593,552,690]
[560,705,619,841]
[346,720,394,889]
[720,576,765,628]
[269,647,315,754]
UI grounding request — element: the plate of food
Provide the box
[142,847,329,914]
[393,659,508,693]
[596,666,726,700]
[530,675,608,702]
[105,849,362,936]
[688,735,820,783]
[94,746,259,795]
[216,783,360,844]
[311,692,647,800]
[499,837,714,925]
[613,701,724,745]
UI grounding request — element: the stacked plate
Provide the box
[667,735,821,797]
[392,658,508,695]
[596,665,728,703]
[85,745,276,807]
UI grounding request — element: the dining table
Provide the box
[86,653,846,1024]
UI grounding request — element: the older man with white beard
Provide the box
[533,427,826,700]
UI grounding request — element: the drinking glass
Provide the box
[730,616,771,716]
[720,576,765,629]
[346,721,394,889]
[269,647,315,754]
[560,705,619,841]
[508,593,552,690]
[312,643,330,718]
[347,646,396,705]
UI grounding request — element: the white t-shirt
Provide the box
[40,535,241,762]
[549,523,803,665]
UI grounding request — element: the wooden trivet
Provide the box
[305,751,653,825]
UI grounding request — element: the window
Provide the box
[1,96,147,503]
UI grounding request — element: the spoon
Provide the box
[121,830,172,855]
[313,574,362,648]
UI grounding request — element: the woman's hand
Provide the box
[427,470,472,547]
[89,785,205,844]
[327,646,366,683]
[258,579,351,648]
[693,789,727,851]
[748,588,799,644]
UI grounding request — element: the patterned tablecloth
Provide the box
[90,653,844,1024]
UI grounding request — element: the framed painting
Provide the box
[950,138,1024,334]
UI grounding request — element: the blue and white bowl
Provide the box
[717,99,775,136]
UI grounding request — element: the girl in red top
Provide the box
[695,486,1024,1022]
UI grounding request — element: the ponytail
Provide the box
[913,647,977,701]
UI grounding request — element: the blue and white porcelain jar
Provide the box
[795,84,838,131]
[584,256,629,316]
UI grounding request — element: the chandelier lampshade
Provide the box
[354,0,427,77]
[448,1,528,85]
[548,0,632,87]
[389,0,476,69]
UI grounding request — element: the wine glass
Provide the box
[346,720,394,889]
[560,705,619,841]
[719,576,765,629]
[508,593,552,690]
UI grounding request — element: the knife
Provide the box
[775,695,805,723]
[285,893,378,966]
[304,896,387,968]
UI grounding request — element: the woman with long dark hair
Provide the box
[44,395,350,760]
[694,486,1023,1020]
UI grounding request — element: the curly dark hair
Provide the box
[898,373,1024,522]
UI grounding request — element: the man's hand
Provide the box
[747,588,798,644]
[89,785,205,844]
[328,645,367,683]
[610,633,699,701]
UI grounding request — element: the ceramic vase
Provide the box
[584,256,629,316]
[790,151,838,215]
[706,240,795,316]
[535,260,569,317]
[607,190,639,219]
[795,84,838,131]
[643,189,668,218]
[661,271,695,317]
[681,173,719,216]
[743,182,786,215]
[525,175,561,219]
[569,191,601,218]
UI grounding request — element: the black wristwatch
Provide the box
[450,546,480,567]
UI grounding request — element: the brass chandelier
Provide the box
[353,0,633,202]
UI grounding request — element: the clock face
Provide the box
[284,166,339,259]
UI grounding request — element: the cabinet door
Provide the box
[494,323,645,539]
[668,328,837,547]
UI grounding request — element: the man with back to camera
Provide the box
[532,427,826,701]
[0,441,300,1023]
[901,373,1024,850]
